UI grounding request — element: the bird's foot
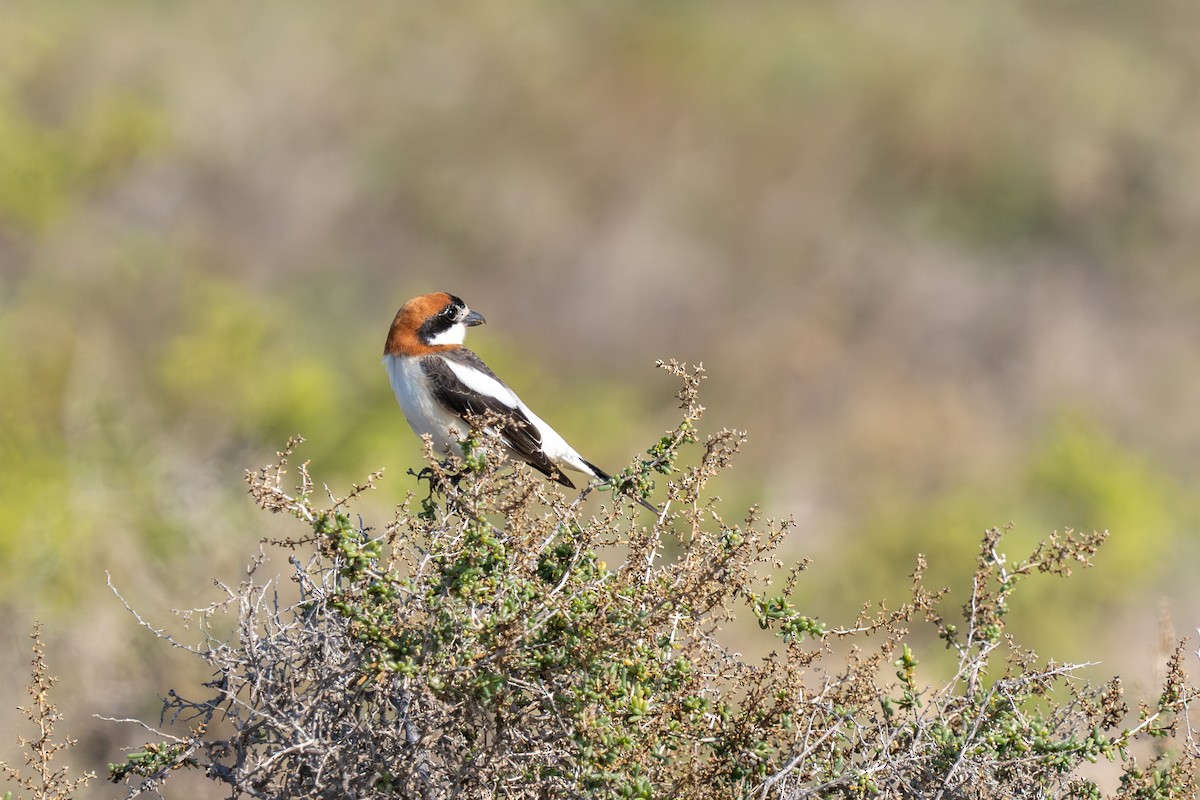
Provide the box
[407,464,465,500]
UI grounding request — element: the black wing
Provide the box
[421,352,575,487]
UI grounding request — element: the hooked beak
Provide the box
[464,309,486,327]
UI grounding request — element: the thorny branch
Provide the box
[96,362,1200,800]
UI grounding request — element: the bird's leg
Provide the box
[406,466,435,495]
[407,463,467,496]
[406,468,505,538]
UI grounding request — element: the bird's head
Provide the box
[385,292,486,356]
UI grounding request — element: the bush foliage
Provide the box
[89,362,1198,799]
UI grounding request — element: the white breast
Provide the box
[384,354,467,456]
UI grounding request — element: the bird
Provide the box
[383,292,658,513]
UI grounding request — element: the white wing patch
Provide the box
[443,359,521,409]
[441,356,593,475]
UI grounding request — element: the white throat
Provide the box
[426,323,467,346]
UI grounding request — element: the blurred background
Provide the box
[3,1,1200,793]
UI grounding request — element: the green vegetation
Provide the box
[823,414,1192,664]
[86,364,1195,798]
[4,2,1200,794]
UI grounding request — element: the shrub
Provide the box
[104,361,1198,799]
[1,624,95,800]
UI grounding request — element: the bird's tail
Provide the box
[582,460,661,515]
